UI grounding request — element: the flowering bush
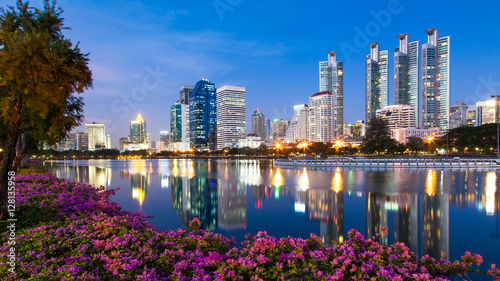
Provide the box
[1,172,499,280]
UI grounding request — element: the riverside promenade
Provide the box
[274,157,500,170]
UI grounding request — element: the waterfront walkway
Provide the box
[274,157,500,169]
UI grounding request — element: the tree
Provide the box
[360,118,394,155]
[0,1,92,219]
[406,137,424,154]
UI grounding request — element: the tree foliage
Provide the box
[0,0,92,219]
[360,118,398,154]
[441,123,497,153]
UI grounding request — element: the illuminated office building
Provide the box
[366,43,389,123]
[376,104,416,129]
[180,85,194,105]
[189,79,217,150]
[85,123,106,151]
[319,51,344,137]
[421,29,450,129]
[130,113,147,144]
[284,104,308,143]
[394,34,419,126]
[251,108,266,141]
[216,85,246,150]
[308,91,335,143]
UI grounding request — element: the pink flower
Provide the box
[381,226,389,235]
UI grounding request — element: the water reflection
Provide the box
[50,163,111,189]
[46,160,500,262]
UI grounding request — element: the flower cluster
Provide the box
[1,172,499,280]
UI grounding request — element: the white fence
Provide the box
[274,158,500,169]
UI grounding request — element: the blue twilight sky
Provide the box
[3,0,500,148]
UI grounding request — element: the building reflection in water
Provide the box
[51,164,111,190]
[168,162,248,232]
[120,170,150,207]
[48,160,500,262]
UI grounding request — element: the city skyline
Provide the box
[26,0,500,147]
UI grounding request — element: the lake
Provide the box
[45,159,500,275]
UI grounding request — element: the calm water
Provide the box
[45,159,500,272]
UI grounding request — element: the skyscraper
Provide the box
[308,91,335,143]
[189,79,217,150]
[159,131,169,151]
[394,34,419,126]
[270,119,288,143]
[170,102,189,143]
[266,118,271,142]
[251,109,266,141]
[365,43,389,123]
[284,104,308,144]
[216,85,246,150]
[422,29,450,129]
[319,51,344,138]
[106,134,111,149]
[85,122,106,151]
[449,102,468,129]
[180,85,194,105]
[130,113,147,143]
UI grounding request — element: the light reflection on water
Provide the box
[46,159,500,266]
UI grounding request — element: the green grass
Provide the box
[17,164,49,175]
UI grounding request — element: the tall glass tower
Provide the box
[395,34,419,127]
[365,43,388,123]
[170,103,182,142]
[422,29,450,129]
[319,51,344,138]
[130,113,147,143]
[180,85,194,105]
[189,79,217,150]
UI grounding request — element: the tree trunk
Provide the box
[12,135,34,171]
[0,101,22,220]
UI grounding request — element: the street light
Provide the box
[492,95,500,160]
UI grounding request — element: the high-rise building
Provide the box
[476,99,497,126]
[352,120,366,138]
[130,113,147,143]
[266,118,271,142]
[159,131,169,151]
[270,119,288,143]
[422,29,450,130]
[180,85,194,105]
[251,109,266,141]
[75,132,89,151]
[170,102,189,143]
[376,105,416,130]
[119,137,128,151]
[189,79,217,150]
[106,135,111,149]
[85,122,106,151]
[308,91,335,143]
[449,102,468,129]
[466,105,478,127]
[319,51,344,138]
[394,34,419,126]
[216,86,246,150]
[366,43,389,123]
[284,104,308,144]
